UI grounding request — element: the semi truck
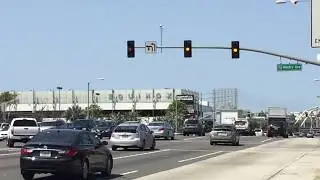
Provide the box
[266,107,289,138]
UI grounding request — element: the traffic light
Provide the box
[231,41,240,59]
[184,40,192,58]
[127,40,135,58]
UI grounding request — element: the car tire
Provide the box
[102,155,113,177]
[80,160,89,180]
[139,140,145,151]
[171,136,174,140]
[21,171,34,180]
[7,139,14,148]
[210,141,214,145]
[150,140,156,150]
[183,132,186,136]
[111,146,117,151]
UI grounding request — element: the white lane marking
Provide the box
[113,149,170,160]
[120,170,138,175]
[0,148,20,151]
[261,138,273,143]
[170,149,211,152]
[177,151,224,163]
[183,137,205,141]
[0,152,19,157]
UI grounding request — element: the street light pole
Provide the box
[87,82,90,118]
[87,78,104,119]
[160,24,163,53]
[56,86,63,112]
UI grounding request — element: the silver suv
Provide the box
[209,124,240,146]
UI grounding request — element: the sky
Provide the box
[0,0,319,112]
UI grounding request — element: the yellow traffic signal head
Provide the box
[233,48,238,53]
[185,47,190,52]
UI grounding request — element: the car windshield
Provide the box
[148,122,164,126]
[72,120,94,128]
[214,126,232,131]
[29,130,78,145]
[13,120,37,127]
[185,120,198,124]
[114,125,137,133]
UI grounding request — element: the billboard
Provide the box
[312,0,320,48]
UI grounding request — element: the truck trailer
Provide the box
[266,107,289,138]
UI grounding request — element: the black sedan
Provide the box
[20,129,113,180]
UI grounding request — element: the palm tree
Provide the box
[63,105,86,121]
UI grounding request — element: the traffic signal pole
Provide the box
[134,45,320,66]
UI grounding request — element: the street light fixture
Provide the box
[56,86,63,112]
[87,78,104,118]
[275,0,309,4]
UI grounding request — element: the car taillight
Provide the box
[65,148,78,157]
[159,128,164,131]
[20,148,33,155]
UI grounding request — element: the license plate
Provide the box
[120,135,128,139]
[82,128,87,130]
[40,151,51,157]
[218,133,227,136]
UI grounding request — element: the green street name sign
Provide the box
[277,63,302,72]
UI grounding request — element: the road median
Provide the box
[134,138,320,180]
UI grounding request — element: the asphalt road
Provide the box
[0,135,279,180]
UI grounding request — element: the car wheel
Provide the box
[21,171,34,180]
[150,140,156,150]
[80,160,89,180]
[171,136,175,140]
[183,132,186,136]
[164,136,168,140]
[111,146,117,151]
[210,141,214,145]
[102,156,113,177]
[140,140,145,151]
[7,139,14,148]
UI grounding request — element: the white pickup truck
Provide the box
[7,118,40,147]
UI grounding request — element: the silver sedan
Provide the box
[147,121,175,140]
[110,122,156,151]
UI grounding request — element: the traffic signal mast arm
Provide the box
[134,45,320,66]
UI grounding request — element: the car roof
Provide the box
[149,121,165,124]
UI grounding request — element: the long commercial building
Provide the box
[2,88,213,119]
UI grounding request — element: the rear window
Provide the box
[185,120,198,124]
[13,120,37,127]
[235,121,246,125]
[41,121,65,127]
[214,126,232,131]
[255,129,262,132]
[114,126,137,133]
[29,130,78,144]
[73,120,94,128]
[148,123,164,126]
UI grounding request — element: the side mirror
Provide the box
[101,141,108,146]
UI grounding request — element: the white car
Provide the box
[110,122,156,151]
[255,129,264,136]
[0,126,9,141]
[7,118,40,147]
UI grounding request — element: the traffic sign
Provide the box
[145,41,157,54]
[277,63,302,71]
[312,0,320,48]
